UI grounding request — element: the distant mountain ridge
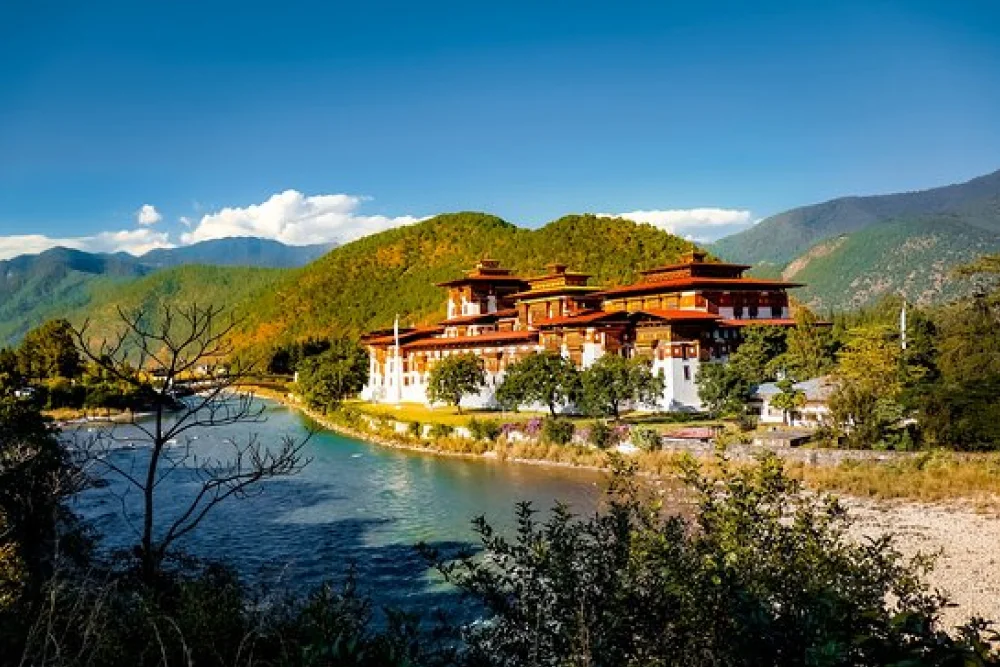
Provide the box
[140,237,335,269]
[713,169,1000,266]
[0,237,333,344]
[711,169,1000,310]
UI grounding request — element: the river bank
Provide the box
[847,498,1000,628]
[240,385,1000,629]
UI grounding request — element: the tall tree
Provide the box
[780,308,835,381]
[295,339,369,412]
[829,325,908,448]
[426,353,485,414]
[17,319,81,381]
[495,352,581,416]
[696,362,751,418]
[73,304,308,583]
[0,397,86,602]
[580,354,664,420]
[727,325,788,385]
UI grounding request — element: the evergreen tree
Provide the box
[781,308,835,381]
[728,325,788,385]
[17,319,81,380]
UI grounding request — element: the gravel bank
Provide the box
[847,499,1000,629]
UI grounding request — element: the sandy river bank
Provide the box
[848,499,1000,629]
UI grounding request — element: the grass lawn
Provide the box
[350,400,730,431]
[349,401,553,427]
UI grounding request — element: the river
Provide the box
[71,399,604,615]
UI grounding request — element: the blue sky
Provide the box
[1,0,999,257]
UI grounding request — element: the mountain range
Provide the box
[711,169,1000,310]
[0,237,332,343]
[3,168,1000,349]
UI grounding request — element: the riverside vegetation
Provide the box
[2,388,999,666]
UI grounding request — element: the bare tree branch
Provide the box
[71,303,310,583]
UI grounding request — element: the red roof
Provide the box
[640,260,751,274]
[438,309,517,326]
[720,318,798,327]
[592,276,803,297]
[532,310,627,328]
[507,286,603,300]
[402,330,538,351]
[364,326,444,346]
[635,309,722,322]
[434,276,528,287]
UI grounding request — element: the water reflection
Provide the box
[72,400,604,615]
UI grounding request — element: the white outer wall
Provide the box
[365,351,706,413]
[758,398,830,428]
[651,356,702,411]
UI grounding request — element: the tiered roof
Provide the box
[434,258,528,288]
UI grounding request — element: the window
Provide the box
[683,365,691,381]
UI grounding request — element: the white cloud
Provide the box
[610,207,754,242]
[179,216,193,228]
[135,204,163,226]
[0,229,173,261]
[180,190,423,246]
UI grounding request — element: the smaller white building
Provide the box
[752,376,835,428]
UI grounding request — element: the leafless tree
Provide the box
[72,304,310,584]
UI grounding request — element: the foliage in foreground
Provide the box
[424,455,998,667]
[3,388,999,666]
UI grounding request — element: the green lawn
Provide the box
[349,400,727,431]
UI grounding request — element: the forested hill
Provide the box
[711,169,1000,310]
[227,212,700,352]
[0,238,332,344]
[713,169,1000,266]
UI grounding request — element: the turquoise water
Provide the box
[73,400,604,613]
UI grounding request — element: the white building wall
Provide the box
[651,355,702,412]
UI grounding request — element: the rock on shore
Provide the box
[848,499,1000,629]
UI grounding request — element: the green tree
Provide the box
[580,354,664,420]
[0,398,87,604]
[728,325,787,385]
[0,349,21,394]
[696,362,751,417]
[780,308,835,381]
[829,325,909,449]
[296,339,369,412]
[425,455,997,666]
[495,351,580,416]
[770,378,806,425]
[17,319,82,381]
[426,352,485,414]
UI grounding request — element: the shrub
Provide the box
[541,417,575,446]
[428,422,454,440]
[631,427,662,452]
[736,412,758,432]
[467,417,502,442]
[333,405,362,429]
[408,420,423,440]
[587,420,615,449]
[427,454,999,666]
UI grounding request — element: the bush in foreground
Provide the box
[426,454,999,666]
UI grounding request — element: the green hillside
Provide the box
[783,218,1000,311]
[229,212,700,351]
[0,248,149,343]
[713,169,1000,266]
[67,265,284,345]
[0,239,333,346]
